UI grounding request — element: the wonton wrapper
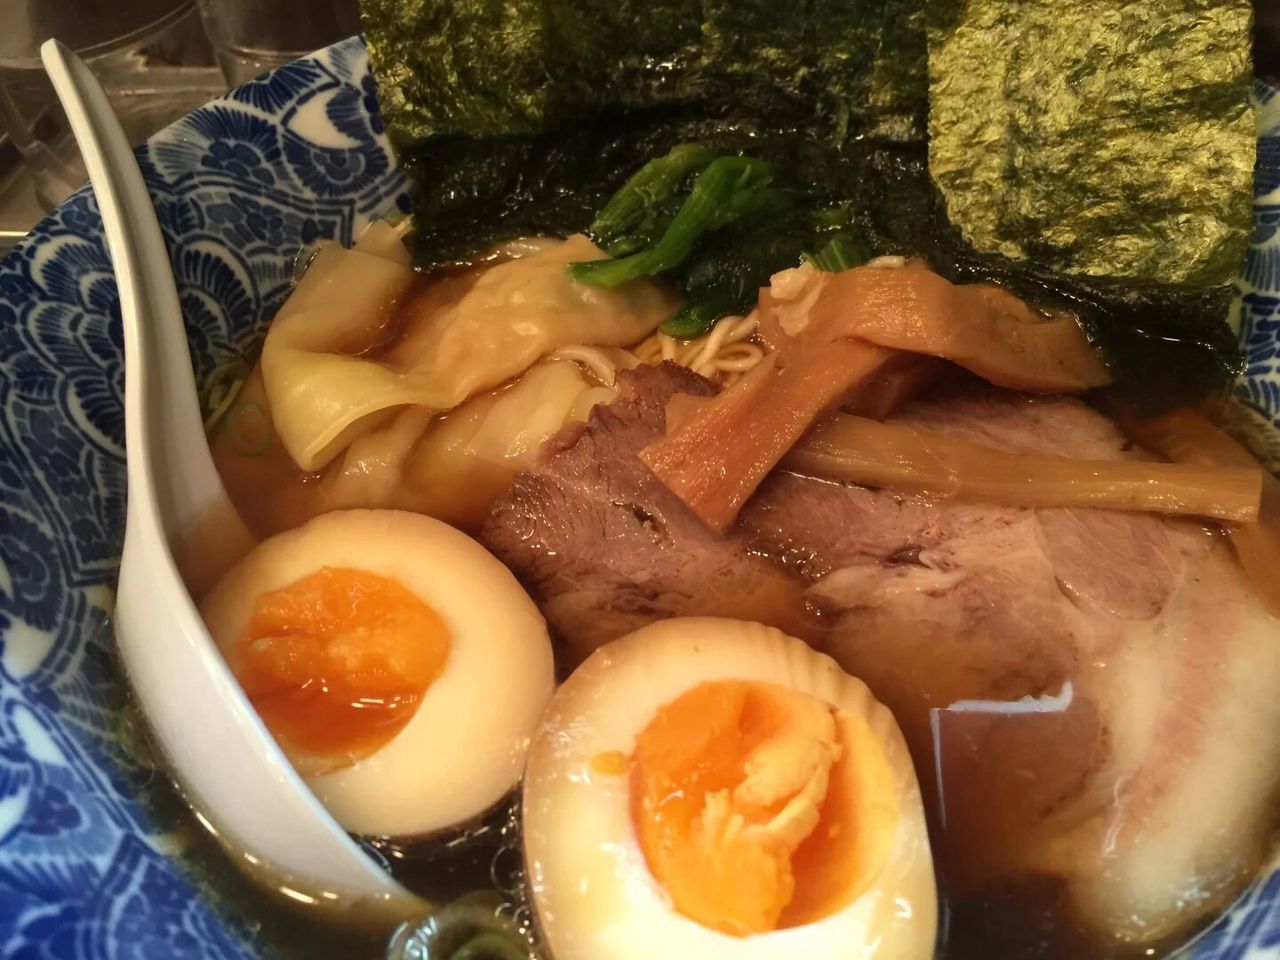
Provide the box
[262,234,674,471]
[325,358,618,531]
[212,357,618,538]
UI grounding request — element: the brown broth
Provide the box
[191,256,1276,960]
[116,683,539,960]
[205,439,1271,960]
[929,713,1245,960]
[127,619,1256,960]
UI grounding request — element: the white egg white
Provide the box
[522,617,937,960]
[201,508,554,838]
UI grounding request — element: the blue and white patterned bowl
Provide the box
[0,35,1277,960]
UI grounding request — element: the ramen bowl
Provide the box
[0,36,1277,960]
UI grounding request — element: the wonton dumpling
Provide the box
[211,355,624,538]
[323,358,618,530]
[262,234,675,471]
[260,243,418,470]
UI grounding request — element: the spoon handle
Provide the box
[41,38,252,595]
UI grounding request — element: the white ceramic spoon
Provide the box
[40,39,422,919]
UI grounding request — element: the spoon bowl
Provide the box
[39,38,421,917]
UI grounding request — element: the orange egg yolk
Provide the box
[629,680,899,936]
[231,566,450,774]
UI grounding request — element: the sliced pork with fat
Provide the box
[744,387,1280,952]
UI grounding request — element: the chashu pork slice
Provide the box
[742,386,1280,952]
[481,362,817,661]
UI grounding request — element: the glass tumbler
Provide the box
[197,0,361,87]
[0,0,226,212]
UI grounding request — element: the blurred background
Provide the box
[0,0,1274,254]
[0,0,360,251]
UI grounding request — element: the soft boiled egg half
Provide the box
[523,617,936,960]
[200,509,554,837]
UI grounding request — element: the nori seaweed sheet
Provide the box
[363,0,931,265]
[928,0,1254,291]
[360,0,1254,409]
[367,0,902,148]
